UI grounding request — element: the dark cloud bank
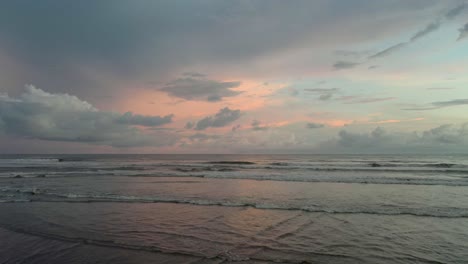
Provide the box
[0,86,175,147]
[326,124,468,153]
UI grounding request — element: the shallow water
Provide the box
[1,154,467,263]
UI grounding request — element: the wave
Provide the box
[367,162,462,168]
[2,189,468,218]
[174,167,235,172]
[259,166,468,174]
[130,173,468,186]
[0,158,62,164]
[5,171,468,187]
[144,163,468,175]
[207,161,256,165]
[268,162,290,166]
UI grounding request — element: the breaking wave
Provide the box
[2,188,468,218]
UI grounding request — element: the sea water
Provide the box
[0,154,467,263]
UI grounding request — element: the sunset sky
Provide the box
[1,0,468,153]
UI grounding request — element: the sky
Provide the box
[1,0,468,154]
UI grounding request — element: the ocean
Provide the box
[0,154,467,263]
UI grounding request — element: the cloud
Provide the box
[116,112,173,127]
[368,65,379,69]
[305,88,340,93]
[0,0,451,103]
[305,88,340,101]
[0,1,440,99]
[426,87,455,90]
[342,96,396,104]
[433,99,468,107]
[368,42,407,59]
[337,127,387,148]
[251,120,269,131]
[457,23,468,41]
[366,4,464,60]
[360,28,425,61]
[287,87,299,97]
[333,61,360,69]
[421,124,468,144]
[194,107,241,130]
[410,22,440,42]
[185,122,194,129]
[306,122,325,129]
[188,133,220,141]
[183,72,206,78]
[319,93,334,101]
[0,85,176,147]
[403,99,468,110]
[350,97,396,104]
[327,124,468,153]
[445,3,467,19]
[334,49,374,57]
[231,124,241,132]
[158,75,241,102]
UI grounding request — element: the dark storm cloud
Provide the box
[159,76,242,102]
[194,107,241,130]
[403,99,468,110]
[0,86,176,147]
